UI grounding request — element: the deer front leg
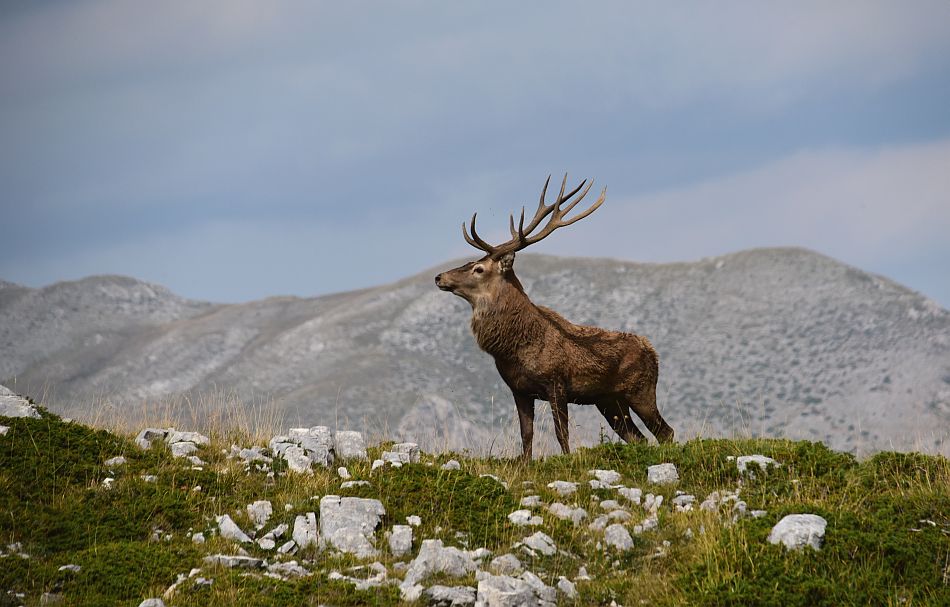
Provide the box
[513,392,535,461]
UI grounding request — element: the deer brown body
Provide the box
[435,175,674,460]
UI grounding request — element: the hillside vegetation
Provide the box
[1,402,948,606]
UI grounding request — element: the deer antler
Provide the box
[462,174,606,257]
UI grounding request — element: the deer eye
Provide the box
[473,265,484,274]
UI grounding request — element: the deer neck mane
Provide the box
[470,274,542,358]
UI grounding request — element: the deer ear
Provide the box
[498,251,516,274]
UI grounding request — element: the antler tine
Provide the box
[558,179,592,216]
[557,186,606,227]
[508,207,526,239]
[462,213,496,254]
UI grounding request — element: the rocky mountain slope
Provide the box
[1,248,948,456]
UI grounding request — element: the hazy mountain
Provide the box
[2,248,947,457]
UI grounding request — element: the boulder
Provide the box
[169,442,198,458]
[135,428,168,450]
[647,463,679,484]
[507,509,542,526]
[474,574,539,607]
[401,539,477,599]
[392,442,420,463]
[0,387,40,419]
[768,514,827,551]
[489,553,523,575]
[737,455,780,477]
[202,554,263,569]
[283,445,313,474]
[441,459,461,470]
[319,495,385,558]
[604,524,634,550]
[520,531,556,556]
[292,512,319,550]
[104,456,126,467]
[334,431,368,461]
[547,503,587,525]
[425,585,477,606]
[618,487,642,505]
[546,480,577,496]
[246,500,273,527]
[389,524,413,557]
[165,430,209,446]
[589,469,622,485]
[216,514,252,544]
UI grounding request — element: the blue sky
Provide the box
[1,1,949,305]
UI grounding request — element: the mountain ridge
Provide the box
[2,247,947,457]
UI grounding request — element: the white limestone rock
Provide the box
[266,560,310,579]
[547,502,587,525]
[216,514,252,544]
[329,562,388,591]
[520,571,557,605]
[170,441,198,458]
[672,494,696,512]
[406,515,422,527]
[292,512,319,550]
[135,428,168,450]
[647,463,679,484]
[319,495,385,558]
[768,514,827,551]
[246,500,273,528]
[604,524,634,550]
[520,531,556,556]
[138,600,166,607]
[546,480,577,496]
[334,430,368,461]
[393,442,420,463]
[507,509,543,526]
[104,456,126,467]
[618,486,642,505]
[0,387,40,419]
[0,425,8,436]
[425,584,477,606]
[400,539,477,600]
[557,576,578,599]
[165,430,209,446]
[441,459,462,471]
[520,495,541,508]
[203,554,263,569]
[590,469,622,485]
[389,524,413,557]
[283,445,313,474]
[489,553,523,575]
[737,455,781,477]
[341,480,370,489]
[475,574,542,607]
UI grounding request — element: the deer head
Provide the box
[435,174,606,307]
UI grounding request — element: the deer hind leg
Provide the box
[550,400,571,455]
[513,392,536,461]
[596,400,646,443]
[630,383,674,443]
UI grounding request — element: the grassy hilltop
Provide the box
[0,403,948,607]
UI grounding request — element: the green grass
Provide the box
[1,406,948,606]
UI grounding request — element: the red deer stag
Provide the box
[435,175,674,460]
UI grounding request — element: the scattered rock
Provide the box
[507,509,543,526]
[519,531,556,556]
[617,486,642,505]
[0,425,8,436]
[266,560,310,579]
[135,428,168,450]
[406,515,422,527]
[546,480,577,496]
[520,495,541,508]
[672,494,695,512]
[216,514,252,544]
[389,524,413,557]
[547,502,587,525]
[604,524,634,550]
[590,469,622,485]
[57,564,81,573]
[382,450,411,465]
[480,474,508,488]
[246,500,273,528]
[165,430,209,446]
[425,584,477,606]
[335,430,368,461]
[557,576,578,599]
[401,539,478,600]
[371,459,385,471]
[191,532,205,544]
[475,574,545,607]
[441,459,461,470]
[283,445,314,474]
[104,456,126,467]
[320,495,385,558]
[642,493,664,514]
[647,463,679,484]
[338,466,351,479]
[0,387,40,419]
[137,600,165,607]
[490,553,524,575]
[520,571,557,605]
[737,455,780,478]
[393,442,421,463]
[170,442,198,458]
[277,540,296,554]
[328,562,388,591]
[202,554,264,569]
[292,512,319,550]
[599,499,623,511]
[768,514,827,551]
